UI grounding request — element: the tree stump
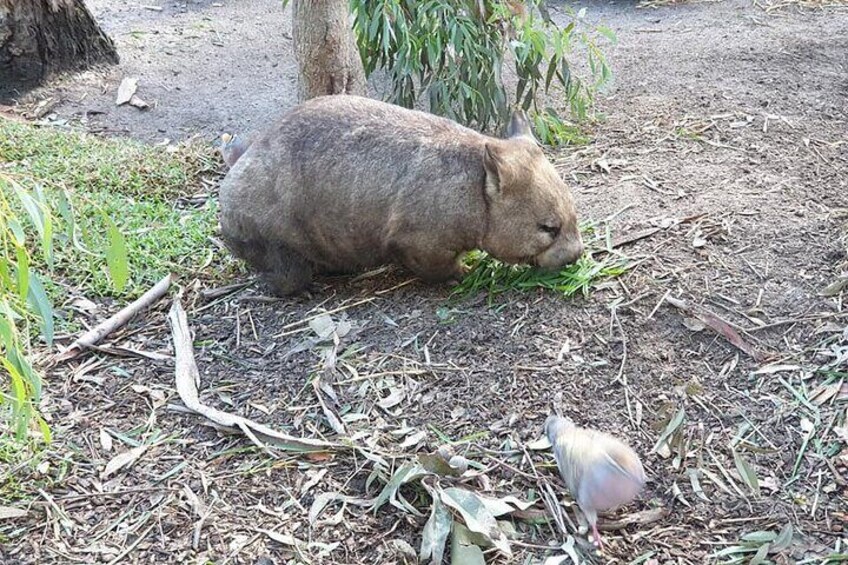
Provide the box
[0,0,119,99]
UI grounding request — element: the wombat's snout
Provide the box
[563,238,585,264]
[535,235,585,270]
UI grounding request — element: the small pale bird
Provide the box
[544,415,646,551]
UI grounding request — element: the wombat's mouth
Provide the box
[534,237,586,269]
[532,259,561,272]
[523,253,555,270]
[495,253,565,270]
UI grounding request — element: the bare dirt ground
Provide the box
[3,0,848,563]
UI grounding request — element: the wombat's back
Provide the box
[219,95,489,273]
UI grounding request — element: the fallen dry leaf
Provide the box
[300,468,328,495]
[399,429,427,450]
[666,297,764,361]
[129,95,149,109]
[101,445,148,479]
[0,507,28,520]
[168,296,340,454]
[682,317,706,332]
[377,386,405,410]
[809,383,841,406]
[116,77,139,105]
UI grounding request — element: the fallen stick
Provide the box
[665,296,765,362]
[598,507,669,531]
[55,274,174,363]
[595,213,708,255]
[199,279,254,301]
[167,292,339,454]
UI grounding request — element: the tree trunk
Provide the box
[0,0,119,99]
[291,0,365,101]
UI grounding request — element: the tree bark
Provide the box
[291,0,365,101]
[0,0,119,99]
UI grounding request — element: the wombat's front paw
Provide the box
[261,272,312,297]
[449,263,471,285]
[438,262,470,288]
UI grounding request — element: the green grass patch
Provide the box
[63,193,221,296]
[0,120,214,200]
[449,224,630,303]
[0,119,231,299]
[0,434,39,503]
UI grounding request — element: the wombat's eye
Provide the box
[538,223,560,238]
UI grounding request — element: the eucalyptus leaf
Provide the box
[653,407,685,453]
[420,491,452,565]
[713,545,753,557]
[749,542,770,565]
[741,531,776,544]
[104,215,129,292]
[37,415,52,443]
[388,539,418,564]
[26,270,53,345]
[477,494,534,517]
[419,452,464,477]
[732,450,760,496]
[371,462,429,515]
[8,347,40,403]
[559,536,581,564]
[450,522,486,565]
[12,184,45,242]
[686,468,710,502]
[349,0,611,143]
[15,245,29,301]
[440,487,512,557]
[596,25,618,45]
[772,523,794,551]
[309,492,373,526]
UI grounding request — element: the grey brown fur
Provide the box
[218,95,584,295]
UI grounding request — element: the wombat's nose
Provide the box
[563,239,585,265]
[559,238,585,266]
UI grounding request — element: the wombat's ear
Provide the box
[483,143,505,198]
[505,109,536,142]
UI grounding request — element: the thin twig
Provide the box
[55,274,173,363]
[275,297,375,335]
[106,523,156,565]
[611,305,634,425]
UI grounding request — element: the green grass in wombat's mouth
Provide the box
[449,223,632,303]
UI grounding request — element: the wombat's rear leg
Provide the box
[261,243,314,296]
[223,235,313,295]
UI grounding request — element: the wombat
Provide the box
[218,95,584,295]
